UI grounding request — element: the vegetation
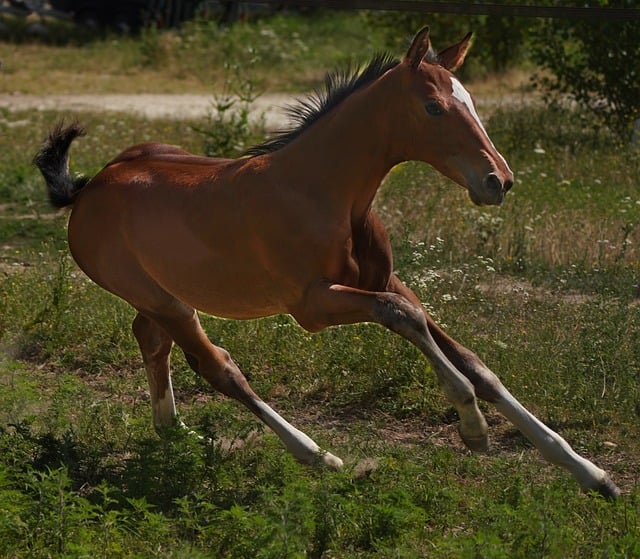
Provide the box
[0,12,392,94]
[529,1,640,142]
[192,61,265,158]
[364,7,532,76]
[369,4,640,141]
[5,5,636,141]
[1,11,639,558]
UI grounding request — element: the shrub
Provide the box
[193,62,264,158]
[364,8,531,78]
[530,2,640,142]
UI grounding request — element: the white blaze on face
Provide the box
[450,76,487,133]
[450,76,510,170]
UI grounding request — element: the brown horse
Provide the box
[35,27,619,498]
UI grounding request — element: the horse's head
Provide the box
[394,27,513,206]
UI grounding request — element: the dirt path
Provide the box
[0,92,297,130]
[0,91,520,130]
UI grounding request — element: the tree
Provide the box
[364,9,531,79]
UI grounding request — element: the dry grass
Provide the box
[0,16,535,98]
[1,41,213,94]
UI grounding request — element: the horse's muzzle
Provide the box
[469,172,514,206]
[486,172,513,195]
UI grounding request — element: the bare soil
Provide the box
[0,90,526,129]
[0,92,297,129]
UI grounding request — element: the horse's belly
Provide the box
[154,265,293,320]
[131,232,304,319]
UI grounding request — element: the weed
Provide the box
[137,23,167,69]
[193,61,265,158]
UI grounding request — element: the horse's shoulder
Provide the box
[352,210,393,291]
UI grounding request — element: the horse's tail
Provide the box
[34,121,91,209]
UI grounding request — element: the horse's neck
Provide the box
[270,82,398,222]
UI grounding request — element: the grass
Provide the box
[1,14,640,558]
[0,12,531,96]
[0,13,393,95]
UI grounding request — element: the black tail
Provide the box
[34,122,90,209]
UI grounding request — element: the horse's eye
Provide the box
[425,100,444,116]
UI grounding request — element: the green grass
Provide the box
[1,20,640,557]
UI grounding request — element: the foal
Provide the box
[35,27,619,498]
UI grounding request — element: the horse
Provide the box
[34,26,619,498]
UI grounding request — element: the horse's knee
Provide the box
[218,357,255,400]
[373,293,428,342]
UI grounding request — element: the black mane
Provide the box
[245,53,400,157]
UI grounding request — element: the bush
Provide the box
[192,61,265,158]
[530,2,640,142]
[364,8,531,78]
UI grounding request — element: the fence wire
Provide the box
[239,0,640,20]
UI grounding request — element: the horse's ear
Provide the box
[437,32,473,72]
[405,26,432,69]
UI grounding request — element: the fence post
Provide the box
[632,118,640,148]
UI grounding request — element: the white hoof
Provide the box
[319,450,344,470]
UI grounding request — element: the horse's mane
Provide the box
[244,53,401,157]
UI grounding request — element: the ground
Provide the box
[0,92,295,128]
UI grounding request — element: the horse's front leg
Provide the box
[298,281,489,451]
[388,274,621,499]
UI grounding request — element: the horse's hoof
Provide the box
[590,476,621,500]
[318,451,344,470]
[459,413,489,452]
[460,430,489,452]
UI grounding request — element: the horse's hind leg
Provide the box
[132,312,178,429]
[387,274,620,499]
[146,303,343,470]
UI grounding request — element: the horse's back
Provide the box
[78,143,238,209]
[105,142,232,169]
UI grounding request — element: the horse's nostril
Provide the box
[486,173,513,194]
[485,173,501,191]
[504,178,514,192]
